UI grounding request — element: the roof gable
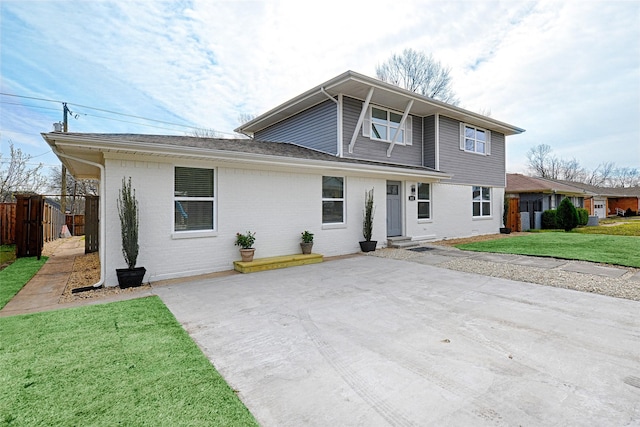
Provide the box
[236,70,525,137]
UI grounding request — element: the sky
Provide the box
[1,0,639,176]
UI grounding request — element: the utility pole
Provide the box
[61,103,69,213]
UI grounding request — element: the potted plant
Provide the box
[116,177,146,288]
[235,231,256,262]
[359,188,377,252]
[300,230,314,254]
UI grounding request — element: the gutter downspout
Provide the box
[51,146,106,288]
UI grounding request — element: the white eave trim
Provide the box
[43,133,452,181]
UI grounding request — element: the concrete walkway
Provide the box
[0,237,153,317]
[155,256,640,426]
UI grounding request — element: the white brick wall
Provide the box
[103,153,503,286]
[103,155,388,286]
[405,182,504,242]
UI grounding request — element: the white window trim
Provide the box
[173,166,217,236]
[417,182,432,222]
[363,105,412,146]
[472,186,492,218]
[322,176,346,226]
[459,123,491,155]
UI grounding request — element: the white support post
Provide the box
[387,99,414,157]
[348,87,374,154]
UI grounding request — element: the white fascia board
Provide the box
[47,133,451,181]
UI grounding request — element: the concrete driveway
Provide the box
[155,256,640,426]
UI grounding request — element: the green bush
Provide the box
[577,208,589,226]
[541,209,558,229]
[557,198,579,232]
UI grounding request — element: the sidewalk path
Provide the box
[0,237,153,317]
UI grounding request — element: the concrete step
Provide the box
[387,236,419,249]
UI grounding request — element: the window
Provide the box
[322,176,344,224]
[363,106,412,145]
[460,123,490,155]
[472,186,491,217]
[174,167,215,232]
[417,183,431,219]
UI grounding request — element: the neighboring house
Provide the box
[555,180,640,218]
[43,70,524,286]
[505,174,591,229]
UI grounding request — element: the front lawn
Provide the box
[0,296,258,426]
[574,221,640,236]
[456,232,640,267]
[0,256,48,309]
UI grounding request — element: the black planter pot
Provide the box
[116,267,146,288]
[499,227,511,234]
[359,240,377,252]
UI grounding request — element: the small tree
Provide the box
[362,188,375,242]
[557,198,579,232]
[117,177,139,269]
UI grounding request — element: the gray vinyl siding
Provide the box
[255,99,338,154]
[341,96,423,166]
[423,115,436,169]
[438,115,506,187]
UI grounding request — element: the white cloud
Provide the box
[1,0,638,173]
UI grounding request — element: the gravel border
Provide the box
[369,247,640,302]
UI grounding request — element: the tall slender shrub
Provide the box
[362,188,375,242]
[117,177,139,269]
[557,198,579,232]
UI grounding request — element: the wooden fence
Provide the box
[0,203,17,245]
[506,197,521,232]
[0,199,65,245]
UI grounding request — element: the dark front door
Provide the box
[386,181,402,237]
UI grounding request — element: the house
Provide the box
[554,180,640,218]
[42,70,524,287]
[505,174,591,229]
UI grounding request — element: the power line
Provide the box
[0,92,238,136]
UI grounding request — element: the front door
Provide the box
[386,181,402,237]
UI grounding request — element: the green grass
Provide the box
[0,256,48,310]
[0,296,258,426]
[0,245,16,266]
[456,232,640,267]
[574,221,640,236]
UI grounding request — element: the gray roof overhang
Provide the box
[236,70,525,137]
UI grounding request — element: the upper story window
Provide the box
[460,123,491,155]
[363,106,412,145]
[174,167,215,232]
[472,186,491,217]
[322,176,345,224]
[417,183,431,220]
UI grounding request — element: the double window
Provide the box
[322,176,345,224]
[460,123,490,155]
[417,183,431,219]
[364,106,412,145]
[472,186,491,217]
[174,167,215,232]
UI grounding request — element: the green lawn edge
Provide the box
[456,232,640,268]
[0,296,258,426]
[0,256,48,310]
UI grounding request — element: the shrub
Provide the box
[625,208,634,217]
[235,231,256,249]
[541,209,558,229]
[557,198,579,232]
[577,208,589,226]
